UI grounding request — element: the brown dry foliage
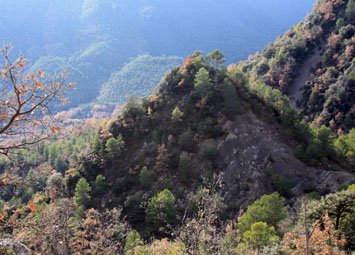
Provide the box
[182,55,195,74]
[0,43,75,157]
[154,143,171,173]
[70,208,130,255]
[282,214,346,255]
[16,198,75,255]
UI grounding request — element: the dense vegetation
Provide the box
[1,44,353,253]
[240,0,355,132]
[0,126,96,205]
[0,0,354,254]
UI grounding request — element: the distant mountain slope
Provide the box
[239,0,355,133]
[0,0,315,109]
[98,55,184,104]
[0,0,315,60]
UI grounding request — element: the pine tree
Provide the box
[105,135,122,161]
[146,189,176,230]
[91,133,104,156]
[139,166,154,189]
[74,177,91,208]
[194,68,212,98]
[206,49,225,68]
[94,174,107,194]
[171,106,184,122]
[238,192,288,234]
[242,222,279,253]
[125,230,143,255]
[346,0,355,22]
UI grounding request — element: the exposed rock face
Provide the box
[0,238,31,255]
[199,111,355,208]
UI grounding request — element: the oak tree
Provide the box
[0,44,75,157]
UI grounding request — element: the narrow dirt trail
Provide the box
[287,41,327,108]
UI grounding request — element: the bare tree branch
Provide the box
[0,42,76,157]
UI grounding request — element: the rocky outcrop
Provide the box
[0,238,31,255]
[198,111,355,208]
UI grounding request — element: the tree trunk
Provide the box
[304,198,310,255]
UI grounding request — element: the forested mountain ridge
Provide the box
[1,47,354,254]
[240,0,355,133]
[0,0,354,254]
[0,0,314,110]
[59,49,354,252]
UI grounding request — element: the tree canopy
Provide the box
[194,67,212,98]
[238,192,288,234]
[206,49,225,68]
[74,177,91,208]
[145,189,176,231]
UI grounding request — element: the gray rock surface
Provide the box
[0,238,31,255]
[199,111,355,208]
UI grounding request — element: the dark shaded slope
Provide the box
[75,54,354,215]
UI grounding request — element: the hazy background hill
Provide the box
[0,0,315,109]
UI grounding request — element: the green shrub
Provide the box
[145,189,176,231]
[145,141,158,156]
[336,18,344,30]
[139,166,154,189]
[220,78,240,118]
[171,106,184,122]
[105,135,122,161]
[237,192,288,234]
[337,184,348,192]
[241,222,279,251]
[203,147,220,161]
[305,140,325,163]
[94,174,107,194]
[175,186,185,199]
[124,192,145,223]
[346,0,355,21]
[178,129,196,152]
[91,133,104,155]
[205,49,225,68]
[256,62,270,75]
[306,191,321,200]
[304,182,317,193]
[74,177,91,208]
[273,174,291,197]
[125,230,143,255]
[241,183,250,191]
[194,67,212,98]
[178,155,192,183]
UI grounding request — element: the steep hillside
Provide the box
[240,0,355,133]
[1,1,355,253]
[1,54,354,255]
[73,52,354,218]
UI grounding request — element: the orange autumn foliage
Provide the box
[182,55,195,73]
[0,43,74,156]
[282,214,346,255]
[328,33,340,49]
[27,200,37,213]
